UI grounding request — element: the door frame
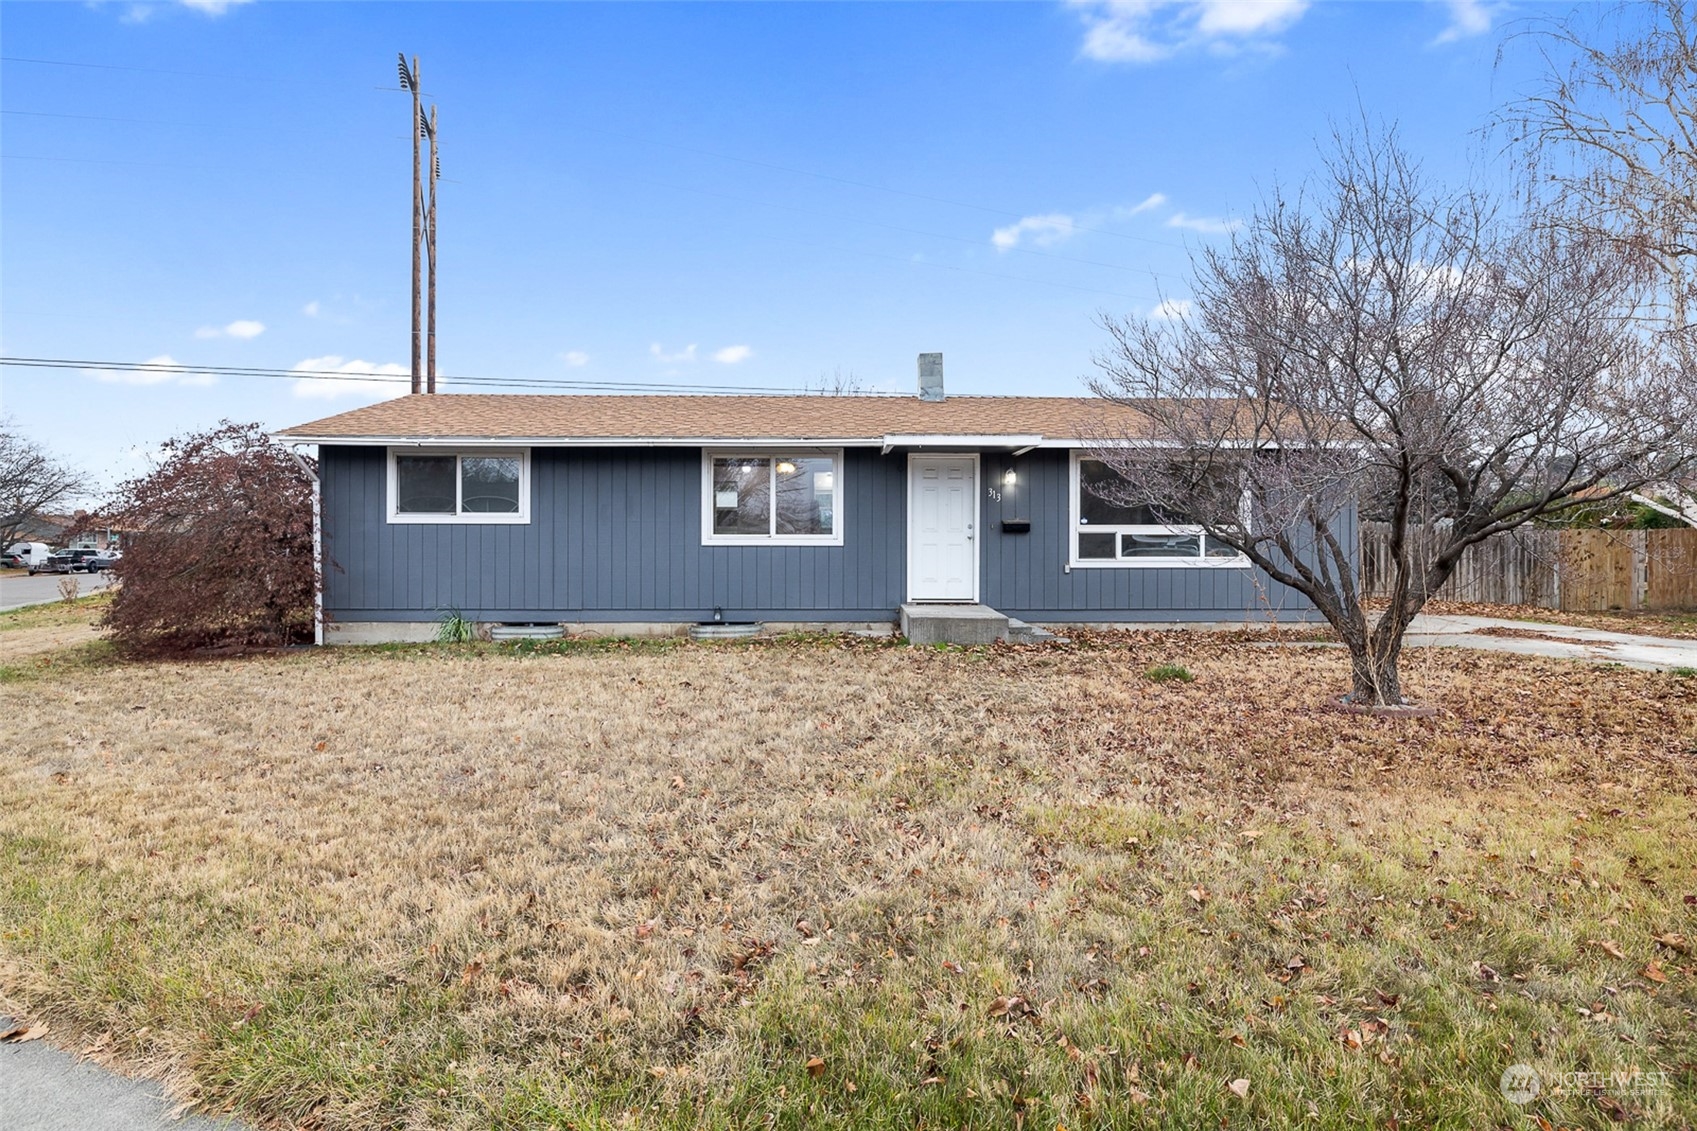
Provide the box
[905,452,981,603]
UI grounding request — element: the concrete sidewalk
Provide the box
[1402,613,1697,672]
[0,1018,247,1131]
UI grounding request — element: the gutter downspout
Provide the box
[287,445,324,647]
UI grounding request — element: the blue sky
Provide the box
[3,0,1537,490]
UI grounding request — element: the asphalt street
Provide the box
[0,570,115,613]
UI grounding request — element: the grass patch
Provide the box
[1144,661,1195,683]
[2,638,1694,1129]
[0,588,113,633]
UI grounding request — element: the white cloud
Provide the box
[1150,298,1195,320]
[1119,193,1168,217]
[89,354,219,388]
[1071,0,1310,64]
[290,355,411,401]
[1166,211,1242,234]
[992,213,1079,251]
[194,319,265,340]
[559,350,590,368]
[302,300,321,318]
[177,0,253,13]
[712,345,753,365]
[649,342,698,364]
[1431,0,1497,44]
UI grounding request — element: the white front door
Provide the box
[908,455,978,601]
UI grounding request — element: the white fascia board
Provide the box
[278,434,887,448]
[880,433,1045,452]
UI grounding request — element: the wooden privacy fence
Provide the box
[1358,523,1697,611]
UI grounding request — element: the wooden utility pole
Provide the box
[398,53,423,395]
[426,105,439,394]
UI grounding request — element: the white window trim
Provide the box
[1068,451,1250,569]
[701,448,845,546]
[387,447,531,525]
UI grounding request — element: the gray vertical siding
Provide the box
[321,444,1331,624]
[979,448,1327,621]
[322,445,906,622]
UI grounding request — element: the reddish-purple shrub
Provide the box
[98,422,315,654]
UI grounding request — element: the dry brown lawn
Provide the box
[1,633,1694,1130]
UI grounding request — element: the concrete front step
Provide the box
[1007,617,1066,643]
[900,602,1010,645]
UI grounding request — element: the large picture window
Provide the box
[1070,454,1245,567]
[388,449,530,524]
[703,450,843,545]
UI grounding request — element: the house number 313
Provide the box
[986,487,1002,503]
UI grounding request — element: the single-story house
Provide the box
[8,511,129,551]
[277,355,1343,643]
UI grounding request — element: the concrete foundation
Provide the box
[324,621,441,644]
[900,603,1010,646]
[322,619,899,645]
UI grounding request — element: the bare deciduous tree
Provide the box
[1503,0,1697,524]
[0,418,88,550]
[1087,127,1695,706]
[1503,0,1697,312]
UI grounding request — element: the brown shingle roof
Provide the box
[278,393,1154,443]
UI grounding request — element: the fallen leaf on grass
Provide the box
[1226,1078,1250,1099]
[1651,932,1689,955]
[805,1056,826,1078]
[0,1022,47,1043]
[1639,961,1669,984]
[941,960,965,975]
[1591,939,1626,959]
[1187,886,1211,905]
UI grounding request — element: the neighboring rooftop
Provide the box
[277,393,1155,445]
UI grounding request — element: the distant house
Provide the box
[11,511,127,551]
[277,355,1342,643]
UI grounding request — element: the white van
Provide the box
[4,542,54,572]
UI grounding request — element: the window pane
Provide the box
[1078,532,1117,559]
[1079,459,1197,525]
[396,456,456,514]
[1121,531,1202,558]
[713,458,771,535]
[1204,535,1241,558]
[1078,459,1146,526]
[774,456,835,536]
[461,457,521,513]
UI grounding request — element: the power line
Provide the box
[4,56,1203,252]
[0,55,245,79]
[564,121,1197,251]
[598,169,1160,276]
[0,355,843,395]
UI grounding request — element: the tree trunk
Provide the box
[1348,652,1401,705]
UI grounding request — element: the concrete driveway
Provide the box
[0,1017,247,1131]
[1403,613,1697,672]
[0,570,114,613]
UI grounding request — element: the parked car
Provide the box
[5,542,54,571]
[88,550,123,573]
[44,548,101,574]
